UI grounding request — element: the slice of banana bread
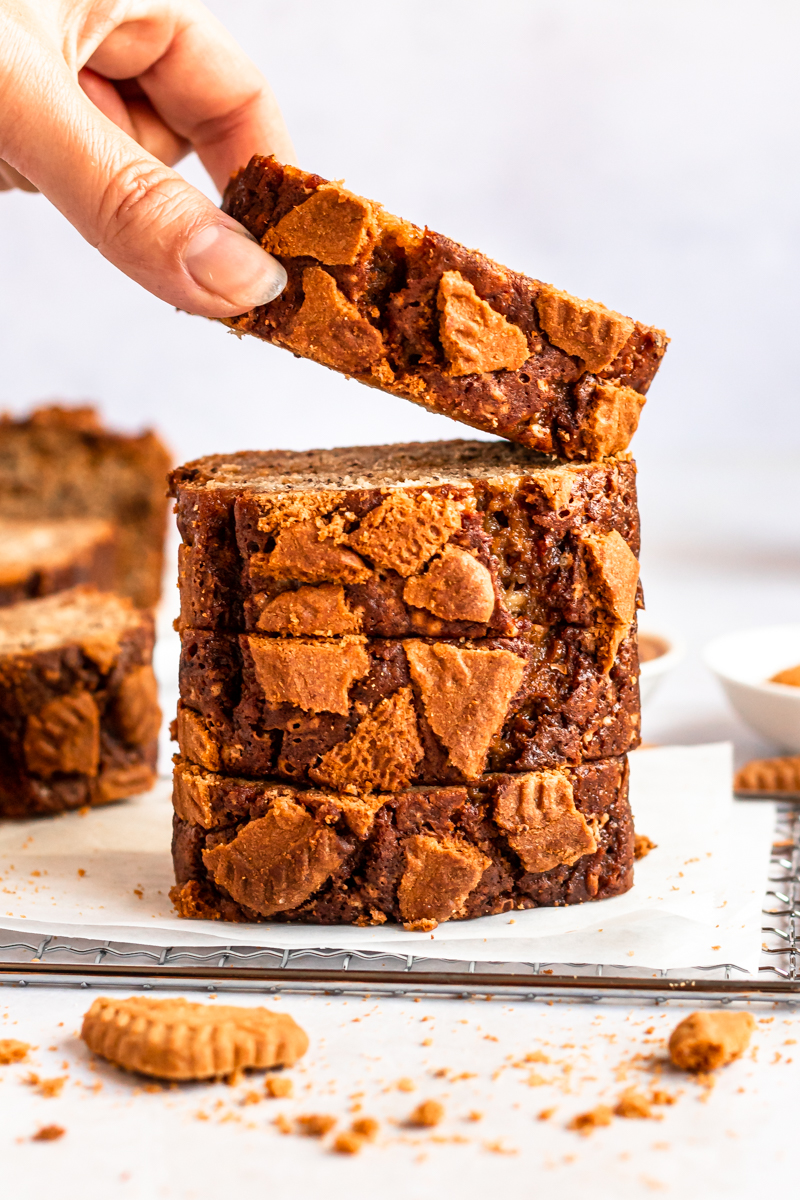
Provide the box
[0,405,171,608]
[0,517,116,607]
[170,439,641,644]
[169,754,633,928]
[0,587,161,817]
[175,624,639,786]
[222,156,667,458]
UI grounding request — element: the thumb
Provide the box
[1,60,283,317]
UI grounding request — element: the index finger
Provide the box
[87,1,295,191]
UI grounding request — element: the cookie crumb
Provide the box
[273,1114,292,1135]
[0,1039,30,1065]
[465,1110,483,1122]
[634,834,657,859]
[538,1107,556,1121]
[615,1090,654,1119]
[32,1125,65,1142]
[396,1077,415,1092]
[669,1012,755,1072]
[333,1131,363,1155]
[265,1075,293,1098]
[351,1117,379,1141]
[296,1114,337,1137]
[568,1105,613,1135]
[408,1100,444,1128]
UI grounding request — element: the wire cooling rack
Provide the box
[0,803,797,1006]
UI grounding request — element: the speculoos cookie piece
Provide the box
[81,995,308,1081]
[169,440,642,641]
[669,1011,755,1073]
[169,753,634,927]
[222,157,667,457]
[0,587,160,817]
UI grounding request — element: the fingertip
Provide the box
[184,222,287,312]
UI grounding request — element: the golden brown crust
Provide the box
[582,383,646,458]
[403,546,495,624]
[247,636,370,715]
[263,183,378,265]
[81,995,308,1081]
[668,1011,755,1073]
[311,687,424,792]
[405,641,525,778]
[201,795,347,917]
[345,491,465,577]
[734,754,800,794]
[437,271,529,376]
[251,520,371,586]
[397,833,489,929]
[255,583,362,636]
[282,266,387,375]
[23,692,100,777]
[493,770,597,873]
[535,285,635,374]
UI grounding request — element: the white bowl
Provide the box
[704,624,800,751]
[638,627,685,707]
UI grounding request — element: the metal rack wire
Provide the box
[0,803,797,1005]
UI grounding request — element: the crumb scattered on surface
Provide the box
[669,1011,755,1072]
[351,1117,379,1141]
[408,1100,444,1128]
[615,1090,656,1119]
[265,1076,293,1098]
[333,1131,363,1155]
[273,1114,292,1135]
[0,1039,30,1064]
[396,1077,415,1092]
[32,1125,65,1142]
[568,1105,613,1135]
[484,1140,517,1155]
[634,834,657,859]
[538,1107,556,1121]
[465,1110,483,1122]
[296,1114,337,1137]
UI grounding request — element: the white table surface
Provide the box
[3,453,799,1199]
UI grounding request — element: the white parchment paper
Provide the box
[0,744,775,974]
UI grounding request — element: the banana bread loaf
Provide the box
[0,517,116,607]
[170,439,641,644]
[170,754,633,928]
[175,624,639,785]
[0,587,161,817]
[222,156,667,458]
[0,405,171,608]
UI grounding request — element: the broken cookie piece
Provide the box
[81,995,308,1081]
[669,1011,755,1073]
[223,157,666,456]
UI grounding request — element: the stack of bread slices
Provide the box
[168,157,668,931]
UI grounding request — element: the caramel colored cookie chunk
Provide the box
[263,183,378,265]
[668,1011,755,1073]
[438,271,529,376]
[580,529,640,671]
[493,771,597,873]
[311,687,424,792]
[769,663,800,687]
[398,834,490,930]
[403,546,495,624]
[535,285,635,374]
[346,491,465,577]
[223,158,666,457]
[251,519,371,586]
[255,583,362,636]
[0,1039,30,1064]
[113,665,161,745]
[81,995,308,1081]
[24,691,100,777]
[734,754,800,794]
[405,641,525,778]
[202,794,349,917]
[247,636,370,715]
[582,383,646,459]
[283,267,387,376]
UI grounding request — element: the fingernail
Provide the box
[185,223,287,310]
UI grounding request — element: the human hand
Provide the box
[0,1,294,316]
